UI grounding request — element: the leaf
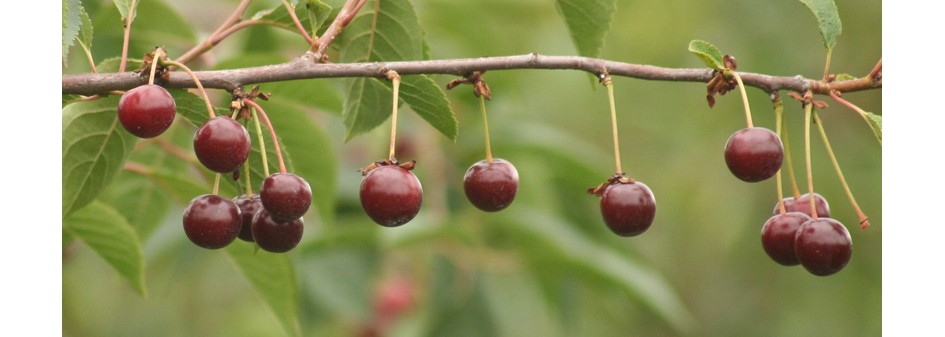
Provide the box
[62,0,82,64]
[99,170,173,241]
[63,201,146,297]
[62,96,139,219]
[225,245,302,337]
[798,0,842,51]
[864,112,882,145]
[76,3,95,64]
[250,0,332,37]
[688,40,725,70]
[338,0,457,141]
[554,0,617,58]
[93,0,195,59]
[112,0,136,22]
[500,208,698,335]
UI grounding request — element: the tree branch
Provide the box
[61,53,881,96]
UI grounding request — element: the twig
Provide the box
[310,0,369,62]
[176,0,253,64]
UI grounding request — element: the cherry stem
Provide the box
[118,0,138,73]
[162,60,216,119]
[803,99,816,220]
[245,100,287,174]
[388,72,402,161]
[822,49,833,82]
[282,0,316,49]
[829,91,881,146]
[478,94,494,164]
[781,117,802,199]
[731,71,753,128]
[774,98,787,215]
[249,106,271,178]
[243,151,253,197]
[147,51,162,85]
[603,76,623,175]
[813,112,871,229]
[213,173,221,196]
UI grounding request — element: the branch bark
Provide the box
[61,53,881,96]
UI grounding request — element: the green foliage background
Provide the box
[62,0,881,336]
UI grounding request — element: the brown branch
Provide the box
[62,53,882,96]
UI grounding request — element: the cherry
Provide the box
[724,127,784,182]
[772,192,831,218]
[193,116,251,173]
[598,181,656,237]
[794,218,852,276]
[233,194,263,242]
[251,209,304,253]
[463,158,519,212]
[760,212,811,266]
[182,194,242,249]
[360,164,423,227]
[260,173,312,223]
[117,84,177,138]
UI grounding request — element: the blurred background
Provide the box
[62,0,881,336]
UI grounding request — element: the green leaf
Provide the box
[338,0,456,141]
[250,0,332,37]
[112,0,136,22]
[688,39,725,70]
[63,0,82,64]
[225,245,301,337]
[554,0,617,58]
[500,208,698,335]
[864,112,882,145]
[63,201,146,297]
[798,0,842,51]
[62,96,139,219]
[99,171,173,240]
[93,0,195,59]
[76,4,94,62]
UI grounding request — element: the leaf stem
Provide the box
[162,60,216,119]
[813,112,870,229]
[479,94,493,164]
[829,91,881,146]
[282,0,316,49]
[118,0,139,73]
[388,72,402,161]
[803,99,816,220]
[603,76,623,175]
[245,100,287,174]
[78,41,97,73]
[731,71,753,128]
[822,49,833,82]
[868,58,883,81]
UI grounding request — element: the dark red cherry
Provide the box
[193,116,251,173]
[794,218,853,276]
[260,173,312,223]
[760,212,811,266]
[233,194,263,242]
[117,84,177,138]
[598,181,656,237]
[724,127,784,182]
[773,193,831,218]
[360,165,423,227]
[251,209,304,253]
[463,158,519,212]
[182,194,242,249]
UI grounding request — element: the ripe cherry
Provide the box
[772,192,831,218]
[463,158,519,212]
[193,116,251,173]
[260,173,312,223]
[724,127,784,182]
[117,84,177,138]
[182,194,242,249]
[251,209,304,253]
[760,212,811,266]
[233,194,263,242]
[597,180,656,237]
[794,218,852,276]
[360,164,423,227]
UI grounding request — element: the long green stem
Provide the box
[813,112,871,229]
[781,118,801,199]
[389,73,401,161]
[162,60,216,119]
[250,106,270,177]
[803,101,816,219]
[281,0,315,48]
[147,52,161,85]
[774,98,786,214]
[118,0,139,73]
[604,77,623,174]
[212,173,221,196]
[479,95,494,163]
[243,154,253,196]
[731,71,753,128]
[245,100,287,174]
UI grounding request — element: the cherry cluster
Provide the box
[762,194,852,276]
